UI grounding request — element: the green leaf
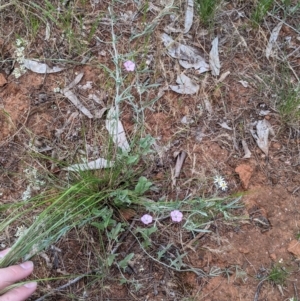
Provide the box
[118,253,134,269]
[157,243,172,260]
[107,254,117,267]
[126,154,139,165]
[134,176,152,195]
[108,222,124,240]
[139,135,155,153]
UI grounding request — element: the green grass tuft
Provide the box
[195,0,220,27]
[251,0,275,26]
[268,264,289,285]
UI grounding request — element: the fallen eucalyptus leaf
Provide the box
[63,157,114,171]
[259,110,271,116]
[174,151,187,178]
[106,107,131,152]
[23,59,65,74]
[250,120,274,156]
[218,71,230,82]
[209,37,220,76]
[218,122,232,130]
[45,22,50,41]
[181,115,194,124]
[242,139,251,158]
[184,0,194,34]
[161,33,209,72]
[203,97,213,114]
[266,22,283,59]
[170,73,199,94]
[78,81,93,90]
[62,73,84,92]
[94,107,107,119]
[61,73,94,118]
[63,89,93,118]
[238,80,249,88]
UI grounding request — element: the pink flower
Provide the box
[141,214,153,225]
[170,210,183,222]
[124,60,135,72]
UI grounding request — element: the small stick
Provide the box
[294,283,298,301]
[253,279,266,301]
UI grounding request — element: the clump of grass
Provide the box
[268,264,288,285]
[274,64,300,128]
[251,0,275,26]
[195,0,220,27]
[278,84,300,126]
[0,143,152,268]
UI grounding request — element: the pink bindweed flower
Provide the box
[170,210,183,223]
[124,60,135,72]
[141,214,153,225]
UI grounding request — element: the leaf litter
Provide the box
[209,37,221,76]
[105,107,131,152]
[63,158,114,172]
[184,0,194,34]
[250,119,274,156]
[23,59,65,74]
[169,73,199,94]
[242,139,252,159]
[266,22,283,59]
[61,73,93,119]
[161,33,210,73]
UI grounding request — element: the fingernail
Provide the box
[24,282,37,289]
[20,261,34,269]
[0,248,11,259]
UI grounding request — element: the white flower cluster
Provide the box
[22,167,46,201]
[12,38,27,78]
[214,175,228,191]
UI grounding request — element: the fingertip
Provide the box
[24,282,37,289]
[0,248,12,259]
[0,282,37,301]
[20,261,34,270]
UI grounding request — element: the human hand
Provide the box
[0,249,37,301]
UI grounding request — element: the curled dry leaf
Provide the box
[45,22,50,41]
[161,33,209,73]
[61,73,94,119]
[209,37,220,76]
[119,208,137,221]
[266,22,283,59]
[242,139,251,158]
[23,59,65,74]
[181,115,194,124]
[170,73,199,94]
[259,110,271,116]
[105,107,131,152]
[217,71,230,83]
[94,107,108,119]
[250,120,274,156]
[63,90,93,118]
[174,151,187,178]
[218,122,232,130]
[238,80,249,88]
[203,97,213,114]
[184,0,194,34]
[62,73,84,92]
[63,157,114,172]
